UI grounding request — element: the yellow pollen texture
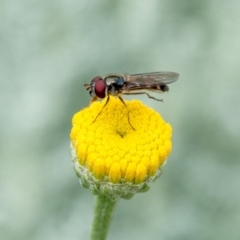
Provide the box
[70,96,172,184]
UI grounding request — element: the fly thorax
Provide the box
[107,84,118,96]
[105,76,125,96]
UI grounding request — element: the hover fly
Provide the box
[84,72,179,130]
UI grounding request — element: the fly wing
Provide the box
[123,72,179,91]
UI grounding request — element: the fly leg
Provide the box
[124,92,163,102]
[118,96,135,130]
[92,95,110,123]
[89,96,98,106]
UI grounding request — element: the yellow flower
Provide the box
[70,96,172,200]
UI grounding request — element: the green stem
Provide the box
[90,194,117,240]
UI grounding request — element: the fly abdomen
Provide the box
[159,84,169,92]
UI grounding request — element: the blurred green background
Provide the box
[1,1,240,240]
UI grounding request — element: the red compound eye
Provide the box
[91,76,106,98]
[91,76,103,83]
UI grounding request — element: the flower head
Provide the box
[70,96,172,200]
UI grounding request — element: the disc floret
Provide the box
[70,97,172,200]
